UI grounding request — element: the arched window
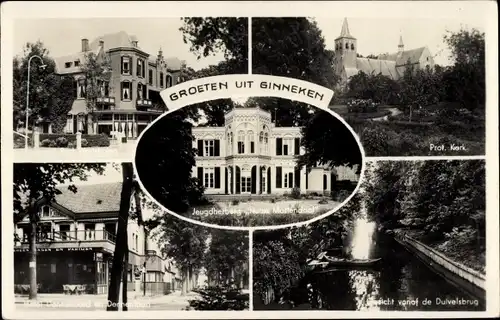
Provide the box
[264,132,269,154]
[237,131,245,154]
[345,43,349,49]
[248,131,254,153]
[166,74,173,88]
[351,43,355,50]
[137,83,143,99]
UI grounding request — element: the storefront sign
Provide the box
[160,74,335,110]
[14,247,93,252]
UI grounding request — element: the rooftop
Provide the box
[54,182,123,214]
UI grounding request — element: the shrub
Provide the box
[80,138,89,147]
[40,139,53,147]
[184,286,249,311]
[55,137,69,148]
[270,198,276,203]
[82,133,110,147]
[67,142,75,149]
[291,187,301,199]
[231,200,240,206]
[318,198,329,204]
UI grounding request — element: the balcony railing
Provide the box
[18,230,116,244]
[97,97,115,105]
[136,99,152,108]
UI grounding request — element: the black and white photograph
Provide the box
[12,163,249,311]
[134,97,363,228]
[253,160,486,311]
[1,1,498,319]
[252,16,486,156]
[11,17,248,161]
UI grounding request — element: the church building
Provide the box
[333,18,435,88]
[192,107,359,196]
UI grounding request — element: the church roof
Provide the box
[356,58,398,79]
[378,47,427,66]
[336,18,356,40]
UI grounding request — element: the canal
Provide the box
[254,217,485,311]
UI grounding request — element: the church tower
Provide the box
[334,18,357,70]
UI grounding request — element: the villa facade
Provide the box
[13,182,182,295]
[192,107,359,196]
[45,31,182,139]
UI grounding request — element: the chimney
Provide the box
[81,38,89,52]
[99,39,104,49]
[132,40,138,47]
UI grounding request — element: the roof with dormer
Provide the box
[54,182,123,214]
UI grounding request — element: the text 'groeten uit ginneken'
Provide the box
[168,81,325,102]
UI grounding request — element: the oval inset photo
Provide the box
[134,96,364,229]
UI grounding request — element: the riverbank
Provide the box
[394,229,485,274]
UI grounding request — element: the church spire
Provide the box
[340,18,353,38]
[398,34,404,54]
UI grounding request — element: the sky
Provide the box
[13,18,225,71]
[314,16,487,66]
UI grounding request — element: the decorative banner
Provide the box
[160,74,335,110]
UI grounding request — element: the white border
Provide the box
[1,1,498,319]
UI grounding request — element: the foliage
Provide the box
[79,51,113,130]
[38,133,110,148]
[253,195,361,303]
[347,98,379,113]
[290,187,301,200]
[13,163,106,223]
[13,41,74,132]
[347,71,400,104]
[204,230,248,286]
[180,17,248,73]
[250,18,338,127]
[135,111,203,213]
[185,286,249,310]
[297,110,362,173]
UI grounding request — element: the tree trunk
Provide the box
[28,207,37,300]
[181,268,187,296]
[186,267,191,292]
[107,163,134,311]
[122,234,129,311]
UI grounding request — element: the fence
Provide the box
[397,234,486,301]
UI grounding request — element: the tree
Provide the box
[180,17,248,73]
[13,41,74,132]
[296,109,363,174]
[106,163,135,311]
[347,71,400,104]
[135,111,205,214]
[149,213,209,295]
[204,230,248,287]
[13,163,106,299]
[251,18,339,127]
[80,51,112,134]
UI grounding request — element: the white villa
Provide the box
[192,107,359,196]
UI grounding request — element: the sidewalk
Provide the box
[15,291,199,311]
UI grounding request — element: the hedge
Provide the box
[39,133,110,148]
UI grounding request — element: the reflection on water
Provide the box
[255,217,485,311]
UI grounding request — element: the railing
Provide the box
[136,99,153,108]
[19,230,116,244]
[97,97,115,105]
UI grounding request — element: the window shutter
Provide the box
[121,57,124,74]
[294,138,300,155]
[137,60,140,76]
[197,167,203,183]
[276,138,282,156]
[306,167,309,189]
[276,167,282,188]
[214,167,220,189]
[235,167,241,194]
[295,168,300,188]
[197,140,203,156]
[120,82,124,100]
[214,140,220,156]
[130,82,133,101]
[73,79,78,98]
